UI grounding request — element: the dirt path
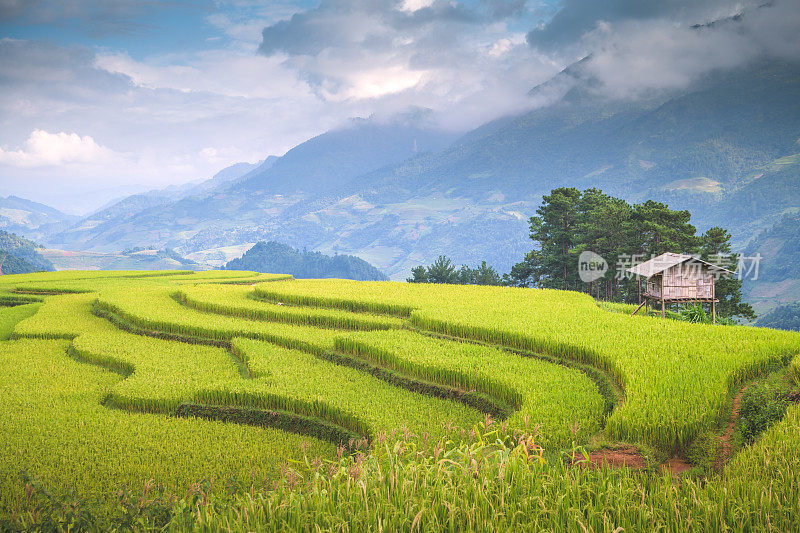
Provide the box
[716,384,749,469]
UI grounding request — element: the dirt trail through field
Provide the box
[716,384,749,469]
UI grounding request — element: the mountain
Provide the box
[49,160,264,250]
[44,113,459,256]
[33,58,800,284]
[0,230,54,274]
[0,196,78,242]
[742,213,800,315]
[755,302,800,332]
[225,241,387,281]
[40,247,208,271]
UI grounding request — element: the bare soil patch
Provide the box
[661,456,691,477]
[585,446,647,469]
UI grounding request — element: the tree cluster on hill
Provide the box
[224,241,387,281]
[0,230,54,274]
[756,303,800,332]
[407,188,755,321]
[407,256,502,285]
[505,187,754,320]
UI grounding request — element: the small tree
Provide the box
[472,261,502,285]
[406,265,428,283]
[425,255,460,284]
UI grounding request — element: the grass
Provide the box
[95,285,340,352]
[2,270,800,530]
[207,339,484,442]
[27,401,800,531]
[0,304,39,341]
[336,329,605,448]
[177,283,405,330]
[255,279,800,452]
[0,339,335,528]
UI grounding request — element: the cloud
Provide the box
[526,0,800,99]
[0,129,119,167]
[254,0,560,129]
[526,0,759,51]
[0,0,201,37]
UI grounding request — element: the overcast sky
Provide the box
[1,0,797,214]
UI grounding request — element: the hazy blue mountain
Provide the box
[742,213,800,315]
[0,196,78,242]
[231,112,457,196]
[49,159,265,249]
[0,230,54,274]
[756,302,800,332]
[40,247,209,272]
[225,241,387,281]
[46,112,459,255]
[37,59,800,285]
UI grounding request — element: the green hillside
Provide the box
[0,231,54,274]
[224,241,387,281]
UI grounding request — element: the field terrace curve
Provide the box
[252,279,800,453]
[5,271,607,453]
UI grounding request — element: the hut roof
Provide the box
[627,252,734,277]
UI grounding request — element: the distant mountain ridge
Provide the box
[11,58,800,294]
[225,241,387,281]
[0,196,77,243]
[49,160,265,250]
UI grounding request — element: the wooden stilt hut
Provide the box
[626,252,734,323]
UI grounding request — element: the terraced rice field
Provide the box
[1,270,799,530]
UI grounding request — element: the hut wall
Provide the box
[645,275,662,299]
[661,263,714,300]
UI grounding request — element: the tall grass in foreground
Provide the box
[176,403,800,532]
[17,405,799,532]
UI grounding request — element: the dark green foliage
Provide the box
[0,253,40,275]
[407,265,428,283]
[462,261,503,285]
[424,255,459,284]
[0,230,54,274]
[684,430,720,472]
[757,303,800,331]
[700,226,756,320]
[680,304,709,324]
[633,200,698,257]
[225,241,387,281]
[407,256,502,286]
[508,188,700,295]
[737,372,793,445]
[507,188,752,320]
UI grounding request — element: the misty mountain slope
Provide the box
[0,196,77,242]
[49,160,265,250]
[225,241,387,281]
[743,212,800,315]
[0,230,54,274]
[232,115,459,196]
[48,115,459,253]
[268,59,799,277]
[40,58,800,281]
[354,59,800,206]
